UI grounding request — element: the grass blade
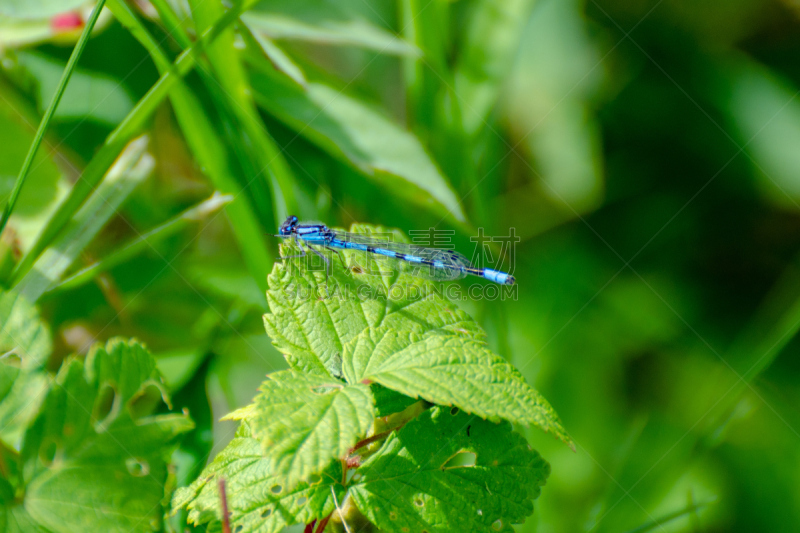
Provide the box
[15,135,153,302]
[188,0,297,228]
[0,0,106,236]
[47,192,233,295]
[108,0,275,292]
[8,0,249,286]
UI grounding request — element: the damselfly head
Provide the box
[278,215,299,236]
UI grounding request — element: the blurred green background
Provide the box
[2,0,800,531]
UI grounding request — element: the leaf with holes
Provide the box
[343,326,572,446]
[349,406,550,533]
[237,369,373,489]
[172,419,345,533]
[263,223,483,377]
[0,290,50,448]
[13,338,193,533]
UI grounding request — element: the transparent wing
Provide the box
[330,231,472,281]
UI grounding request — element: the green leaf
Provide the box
[15,50,136,127]
[15,135,153,302]
[0,290,50,368]
[243,0,418,55]
[240,369,373,488]
[263,223,482,376]
[17,338,193,533]
[250,70,466,223]
[371,383,419,418]
[454,0,537,136]
[0,0,86,19]
[349,406,550,533]
[0,290,50,448]
[172,419,345,533]
[344,326,572,445]
[0,505,48,532]
[263,223,569,444]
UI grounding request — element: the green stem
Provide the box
[0,0,107,236]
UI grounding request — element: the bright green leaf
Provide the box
[242,369,373,488]
[371,383,419,418]
[17,338,193,533]
[250,71,466,223]
[344,326,572,446]
[172,419,345,533]
[263,223,482,376]
[264,223,570,444]
[349,406,550,533]
[243,0,418,55]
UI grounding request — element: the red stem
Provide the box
[314,513,332,533]
[219,478,231,533]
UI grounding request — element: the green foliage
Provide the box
[0,0,798,531]
[349,406,550,533]
[174,224,565,531]
[20,339,193,532]
[237,369,374,489]
[0,289,192,532]
[173,419,344,533]
[250,70,466,223]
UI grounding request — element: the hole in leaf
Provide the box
[126,457,150,477]
[442,450,477,469]
[296,496,307,506]
[450,407,459,415]
[414,499,424,507]
[92,383,118,430]
[492,519,503,531]
[477,509,483,516]
[270,484,282,494]
[128,382,166,420]
[234,526,243,533]
[308,474,322,484]
[261,508,272,518]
